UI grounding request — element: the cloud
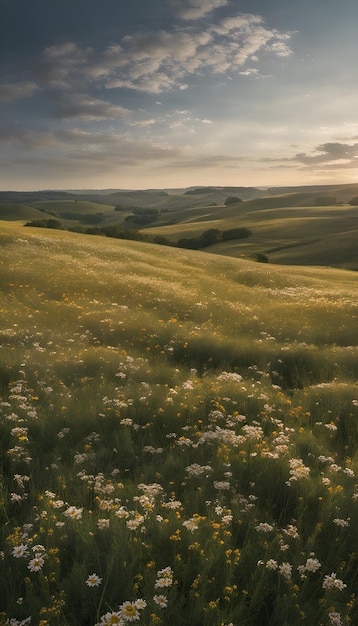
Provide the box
[0,81,38,103]
[0,120,248,177]
[294,142,358,167]
[0,124,184,170]
[0,125,93,150]
[239,68,260,77]
[39,42,94,88]
[171,0,229,20]
[210,13,263,34]
[269,39,293,58]
[52,93,129,121]
[106,72,178,94]
[104,14,293,93]
[0,9,294,121]
[127,118,157,127]
[104,30,213,92]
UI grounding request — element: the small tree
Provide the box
[177,237,201,249]
[46,218,63,229]
[256,253,268,263]
[24,218,63,229]
[200,229,222,246]
[222,227,252,241]
[224,196,243,206]
[152,235,171,246]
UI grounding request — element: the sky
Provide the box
[1,0,358,191]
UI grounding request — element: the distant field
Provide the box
[145,202,358,270]
[31,199,116,214]
[2,184,358,269]
[1,220,358,624]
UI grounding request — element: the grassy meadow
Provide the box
[1,219,358,625]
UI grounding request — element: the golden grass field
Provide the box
[1,218,358,625]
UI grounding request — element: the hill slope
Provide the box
[147,201,358,270]
[1,219,357,372]
[1,221,358,625]
[2,184,358,270]
[0,202,55,221]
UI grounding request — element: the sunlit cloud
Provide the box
[3,11,294,105]
[103,15,293,94]
[171,0,229,20]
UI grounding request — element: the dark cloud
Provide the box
[0,81,38,103]
[295,142,358,167]
[0,124,184,168]
[52,93,129,121]
[38,42,94,89]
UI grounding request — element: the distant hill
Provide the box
[268,183,358,202]
[0,202,56,221]
[183,186,263,199]
[0,190,77,203]
[1,183,358,270]
[142,194,358,270]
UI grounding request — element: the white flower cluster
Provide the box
[322,572,347,591]
[286,458,310,485]
[297,557,321,578]
[217,371,243,382]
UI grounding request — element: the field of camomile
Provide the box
[1,220,358,626]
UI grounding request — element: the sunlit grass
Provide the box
[146,203,358,269]
[1,220,358,625]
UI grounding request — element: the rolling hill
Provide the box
[1,183,358,270]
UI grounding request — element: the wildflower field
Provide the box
[1,220,358,626]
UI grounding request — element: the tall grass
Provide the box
[1,221,358,625]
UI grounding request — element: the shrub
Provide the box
[177,229,222,249]
[100,225,145,241]
[124,214,155,225]
[177,237,202,249]
[200,228,222,246]
[24,218,63,229]
[222,227,252,241]
[152,235,172,246]
[224,196,243,205]
[256,253,268,263]
[85,227,102,235]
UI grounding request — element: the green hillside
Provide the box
[0,202,55,221]
[146,201,358,270]
[31,200,115,215]
[1,220,358,625]
[2,183,358,269]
